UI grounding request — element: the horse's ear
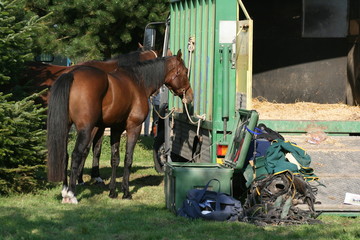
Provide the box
[176,49,182,60]
[138,43,144,50]
[167,49,173,57]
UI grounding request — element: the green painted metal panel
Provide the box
[206,2,215,120]
[211,0,238,161]
[260,120,360,134]
[169,0,244,163]
[169,0,217,123]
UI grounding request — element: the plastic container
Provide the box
[164,162,234,213]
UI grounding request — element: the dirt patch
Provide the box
[252,98,360,121]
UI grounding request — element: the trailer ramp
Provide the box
[285,135,360,215]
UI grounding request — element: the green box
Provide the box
[164,162,234,213]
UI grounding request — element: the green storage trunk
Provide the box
[164,109,259,213]
[164,162,234,213]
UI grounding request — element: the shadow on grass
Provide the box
[82,165,157,177]
[1,203,357,240]
[51,134,158,202]
[137,135,155,150]
[0,204,182,240]
[58,165,164,202]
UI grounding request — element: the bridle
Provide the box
[167,81,191,97]
[166,64,191,97]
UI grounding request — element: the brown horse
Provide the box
[47,50,193,203]
[25,47,158,105]
[25,48,158,184]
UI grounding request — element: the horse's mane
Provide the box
[127,57,167,90]
[116,50,142,68]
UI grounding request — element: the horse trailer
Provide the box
[144,0,360,216]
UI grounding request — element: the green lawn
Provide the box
[0,136,359,240]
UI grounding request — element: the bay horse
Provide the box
[25,46,157,105]
[47,50,193,203]
[25,48,158,184]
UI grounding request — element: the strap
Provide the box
[245,126,262,135]
[194,179,221,203]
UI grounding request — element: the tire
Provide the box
[153,141,166,173]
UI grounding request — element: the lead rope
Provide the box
[187,37,195,78]
[153,37,207,162]
[184,36,206,136]
[181,36,207,162]
[152,103,175,120]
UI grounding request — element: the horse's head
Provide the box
[165,50,194,103]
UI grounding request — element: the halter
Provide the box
[166,65,191,97]
[140,49,158,59]
[168,84,191,97]
[150,50,158,58]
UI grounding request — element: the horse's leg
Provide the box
[61,152,69,198]
[122,125,142,199]
[77,141,91,185]
[109,128,121,198]
[91,127,105,183]
[64,128,93,204]
[61,127,71,198]
[77,127,98,185]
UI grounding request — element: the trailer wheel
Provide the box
[153,142,166,173]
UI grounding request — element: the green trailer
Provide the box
[150,0,254,167]
[145,0,360,216]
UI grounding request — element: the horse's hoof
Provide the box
[61,190,78,204]
[61,197,78,204]
[109,191,118,199]
[122,193,132,200]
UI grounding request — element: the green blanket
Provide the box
[265,139,318,181]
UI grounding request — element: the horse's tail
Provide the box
[47,72,74,182]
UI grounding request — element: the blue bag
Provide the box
[177,179,244,221]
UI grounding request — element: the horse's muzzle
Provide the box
[184,87,194,103]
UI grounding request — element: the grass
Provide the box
[0,135,359,240]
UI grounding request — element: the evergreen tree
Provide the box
[0,93,46,168]
[0,0,47,93]
[0,91,48,195]
[26,0,169,62]
[0,0,48,194]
